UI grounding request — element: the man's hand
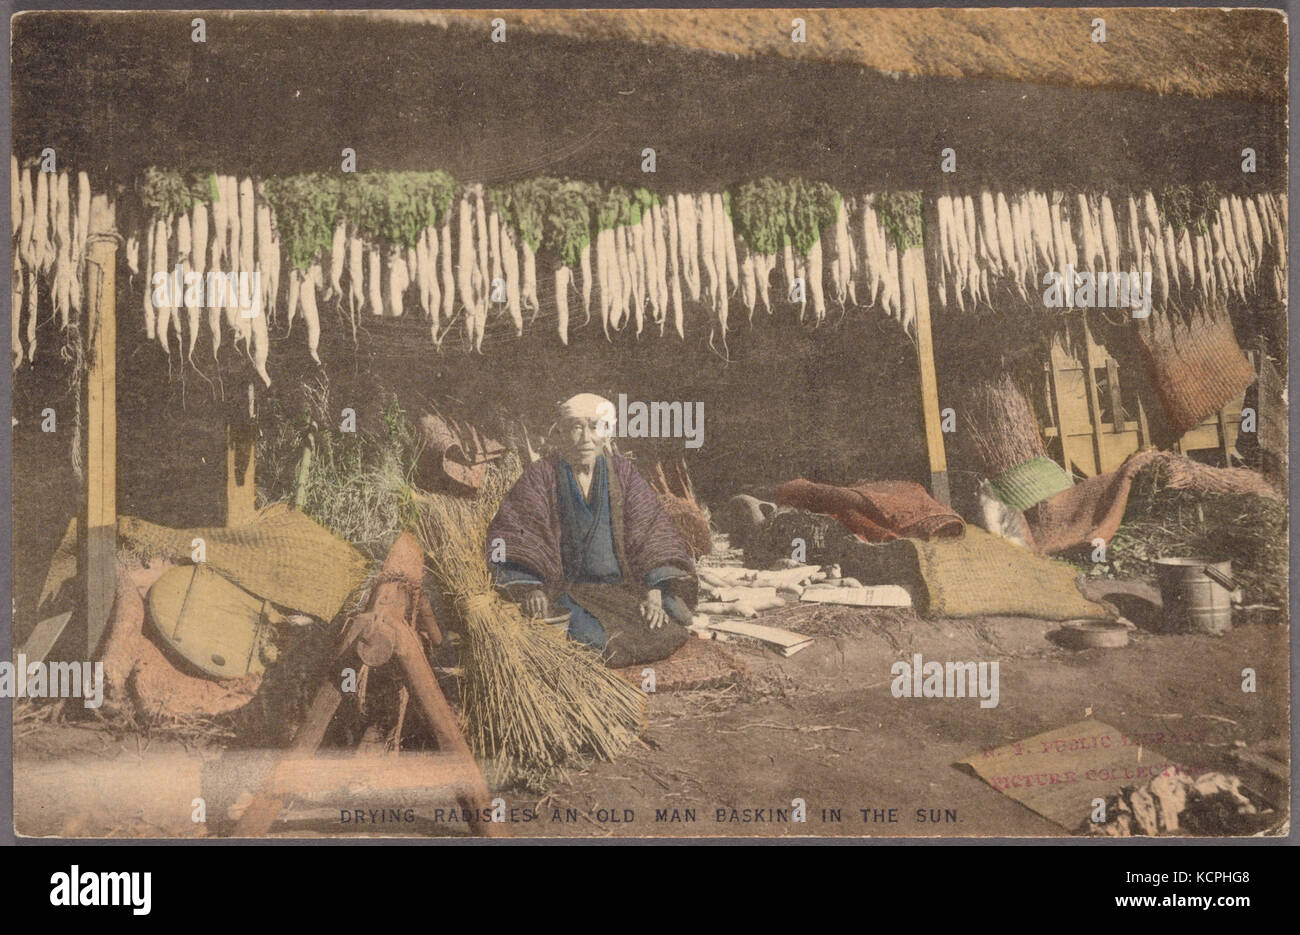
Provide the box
[640,589,668,630]
[522,588,550,618]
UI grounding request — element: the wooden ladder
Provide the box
[232,532,505,837]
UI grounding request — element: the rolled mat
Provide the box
[833,527,1107,620]
[1027,449,1280,555]
[776,478,965,543]
[117,503,370,621]
[1135,308,1256,435]
[988,457,1075,511]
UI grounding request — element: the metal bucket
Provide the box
[538,612,571,638]
[1153,557,1238,635]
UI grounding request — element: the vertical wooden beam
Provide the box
[1077,313,1106,474]
[905,245,949,505]
[83,194,117,656]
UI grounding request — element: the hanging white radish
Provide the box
[739,239,757,320]
[439,215,455,332]
[596,226,615,338]
[555,262,572,346]
[34,169,52,275]
[698,193,718,307]
[25,267,38,362]
[677,193,700,303]
[368,244,384,317]
[664,199,684,337]
[301,265,322,364]
[456,195,475,332]
[387,244,408,317]
[153,216,173,353]
[806,236,826,323]
[827,199,847,307]
[995,191,1018,280]
[652,202,670,330]
[579,241,593,324]
[720,196,739,295]
[53,171,71,327]
[501,223,521,336]
[347,228,364,317]
[329,217,346,300]
[488,205,504,316]
[9,155,18,239]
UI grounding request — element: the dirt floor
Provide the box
[13,589,1288,840]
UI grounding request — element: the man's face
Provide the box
[560,416,605,468]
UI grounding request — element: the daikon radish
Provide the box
[154,216,172,353]
[884,242,901,320]
[596,226,614,338]
[53,171,71,326]
[177,212,201,359]
[238,177,255,276]
[190,201,208,286]
[1244,197,1265,266]
[827,201,846,306]
[9,155,18,237]
[719,194,739,294]
[832,197,852,305]
[807,238,826,322]
[555,264,571,345]
[25,268,38,362]
[664,200,683,337]
[387,245,407,317]
[225,176,241,287]
[647,206,665,327]
[629,217,646,334]
[415,228,431,317]
[34,169,52,274]
[781,242,797,307]
[608,226,629,329]
[72,170,90,297]
[347,230,364,316]
[141,214,156,341]
[698,193,718,305]
[978,190,1001,274]
[368,244,384,317]
[287,265,300,326]
[1229,196,1252,270]
[209,177,228,271]
[18,167,35,269]
[654,203,670,329]
[739,240,756,320]
[456,196,475,326]
[301,266,322,365]
[757,252,775,315]
[996,192,1018,279]
[12,256,22,370]
[329,217,346,300]
[264,207,281,324]
[579,241,593,324]
[428,228,444,344]
[407,244,419,303]
[521,240,539,321]
[500,223,521,336]
[859,198,883,305]
[488,206,504,311]
[472,186,490,309]
[439,217,455,330]
[711,193,731,315]
[1150,226,1169,307]
[677,193,701,302]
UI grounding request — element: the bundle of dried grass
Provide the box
[644,460,712,559]
[958,372,1048,477]
[415,453,647,790]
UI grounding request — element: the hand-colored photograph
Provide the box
[7,7,1288,839]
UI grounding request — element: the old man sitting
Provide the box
[487,394,698,666]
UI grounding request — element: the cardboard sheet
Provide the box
[958,720,1188,830]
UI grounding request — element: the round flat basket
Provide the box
[1055,619,1130,650]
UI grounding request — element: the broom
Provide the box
[415,453,647,790]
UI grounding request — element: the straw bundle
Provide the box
[958,372,1049,478]
[415,453,647,790]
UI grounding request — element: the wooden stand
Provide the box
[232,533,504,837]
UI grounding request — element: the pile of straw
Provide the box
[1109,467,1287,611]
[415,453,647,790]
[957,372,1049,478]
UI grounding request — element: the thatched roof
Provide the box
[376,7,1287,103]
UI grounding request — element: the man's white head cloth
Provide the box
[557,393,616,439]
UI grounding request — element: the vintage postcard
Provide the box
[7,7,1289,840]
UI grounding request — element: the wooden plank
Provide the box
[906,244,949,505]
[19,612,73,664]
[83,194,117,655]
[1104,359,1125,434]
[1077,315,1107,474]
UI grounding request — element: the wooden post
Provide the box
[225,382,257,527]
[83,195,117,656]
[905,245,950,505]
